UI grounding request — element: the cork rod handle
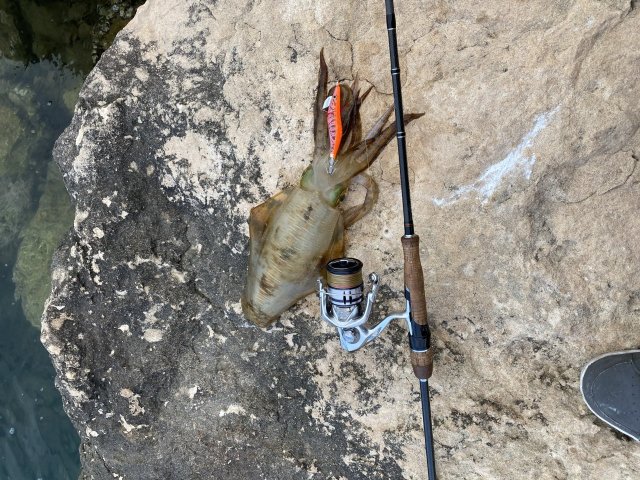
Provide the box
[401,235,434,380]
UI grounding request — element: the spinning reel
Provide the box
[317,258,412,352]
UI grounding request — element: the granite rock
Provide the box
[43,1,640,479]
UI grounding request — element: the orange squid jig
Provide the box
[324,82,343,174]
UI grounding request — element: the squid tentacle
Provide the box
[313,49,329,157]
[331,112,425,185]
[343,173,379,228]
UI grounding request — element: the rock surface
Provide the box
[44,0,640,479]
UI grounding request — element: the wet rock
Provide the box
[44,1,640,479]
[0,0,144,73]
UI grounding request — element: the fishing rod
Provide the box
[383,0,437,475]
[316,1,437,478]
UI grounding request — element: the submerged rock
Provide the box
[0,177,31,263]
[0,96,35,264]
[14,160,74,327]
[44,0,640,479]
[0,58,80,274]
[0,99,26,175]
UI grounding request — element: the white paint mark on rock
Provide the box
[433,107,559,206]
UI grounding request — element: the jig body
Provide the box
[324,82,343,174]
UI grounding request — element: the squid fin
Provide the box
[248,189,290,259]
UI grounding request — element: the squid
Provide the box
[242,50,423,327]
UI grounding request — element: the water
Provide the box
[0,264,80,479]
[0,1,141,478]
[0,51,82,480]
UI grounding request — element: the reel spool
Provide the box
[325,258,364,318]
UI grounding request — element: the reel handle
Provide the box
[401,235,434,380]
